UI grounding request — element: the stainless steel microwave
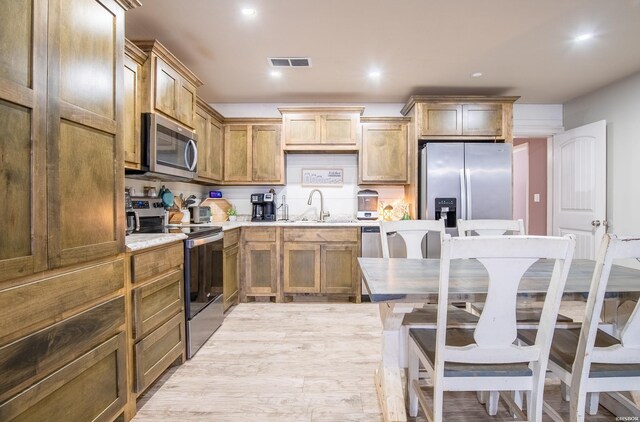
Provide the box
[141,112,197,180]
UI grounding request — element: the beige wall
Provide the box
[514,138,547,235]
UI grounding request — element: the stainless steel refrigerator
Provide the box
[419,142,513,257]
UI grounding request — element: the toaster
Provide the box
[189,206,212,224]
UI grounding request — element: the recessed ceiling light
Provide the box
[241,8,256,16]
[270,70,282,78]
[471,72,483,78]
[574,33,594,42]
[368,70,381,79]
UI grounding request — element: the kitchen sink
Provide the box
[280,218,359,224]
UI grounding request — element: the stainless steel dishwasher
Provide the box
[360,226,406,299]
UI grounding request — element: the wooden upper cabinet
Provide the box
[402,96,518,142]
[195,98,224,183]
[417,103,462,137]
[133,40,203,129]
[252,125,282,183]
[280,107,363,151]
[359,120,409,184]
[124,40,146,170]
[223,121,284,185]
[47,0,126,269]
[0,0,47,282]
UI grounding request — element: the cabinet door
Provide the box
[224,125,251,182]
[223,244,240,311]
[0,0,47,282]
[322,114,358,145]
[47,0,124,268]
[418,103,463,137]
[194,106,210,179]
[462,104,503,136]
[283,114,320,145]
[178,79,196,128]
[283,243,321,293]
[154,57,179,120]
[252,124,283,183]
[244,243,277,294]
[208,117,224,181]
[360,123,408,184]
[124,54,142,168]
[321,244,358,294]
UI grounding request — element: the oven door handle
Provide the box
[185,232,224,249]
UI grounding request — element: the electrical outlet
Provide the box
[533,194,540,203]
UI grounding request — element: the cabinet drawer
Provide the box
[131,242,183,283]
[134,312,185,394]
[0,258,124,345]
[0,297,125,402]
[243,227,277,242]
[132,269,183,340]
[224,228,240,248]
[283,228,358,243]
[0,332,126,422]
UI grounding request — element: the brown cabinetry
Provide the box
[127,241,186,396]
[223,229,240,311]
[133,40,203,129]
[401,96,518,142]
[242,227,279,300]
[195,97,224,183]
[282,228,360,300]
[359,119,409,184]
[124,40,146,170]
[280,107,364,151]
[223,121,284,184]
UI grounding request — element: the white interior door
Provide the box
[552,120,606,259]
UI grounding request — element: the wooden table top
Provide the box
[358,258,640,303]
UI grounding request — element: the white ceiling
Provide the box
[125,0,640,104]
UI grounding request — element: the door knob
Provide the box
[591,220,601,227]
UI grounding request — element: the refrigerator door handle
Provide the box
[459,169,467,220]
[465,168,472,219]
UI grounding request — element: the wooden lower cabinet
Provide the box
[223,228,240,311]
[127,241,185,402]
[281,228,360,300]
[241,227,279,300]
[0,331,127,422]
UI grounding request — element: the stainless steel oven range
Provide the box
[183,226,224,359]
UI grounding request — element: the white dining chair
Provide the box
[379,220,479,368]
[457,218,526,237]
[407,234,576,421]
[518,234,640,421]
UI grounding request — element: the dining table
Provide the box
[358,257,640,422]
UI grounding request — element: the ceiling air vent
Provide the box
[268,57,312,67]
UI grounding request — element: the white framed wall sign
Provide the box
[301,168,343,186]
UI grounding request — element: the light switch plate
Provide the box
[534,194,540,203]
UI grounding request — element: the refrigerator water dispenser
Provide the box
[434,198,456,228]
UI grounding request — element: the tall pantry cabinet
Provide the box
[0,0,138,421]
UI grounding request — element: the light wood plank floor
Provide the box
[133,303,616,421]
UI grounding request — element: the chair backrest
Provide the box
[457,219,526,237]
[380,219,445,259]
[435,234,575,368]
[573,235,640,379]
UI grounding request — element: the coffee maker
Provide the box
[251,193,276,221]
[357,189,379,220]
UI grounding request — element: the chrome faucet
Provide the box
[307,189,330,222]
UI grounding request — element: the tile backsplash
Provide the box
[125,154,406,220]
[211,154,405,220]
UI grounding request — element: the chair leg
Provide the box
[477,390,487,404]
[586,392,599,415]
[486,391,499,415]
[408,344,420,418]
[433,383,444,422]
[399,326,409,368]
[513,390,524,415]
[560,382,570,402]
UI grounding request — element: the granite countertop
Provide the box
[167,219,381,231]
[125,233,188,252]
